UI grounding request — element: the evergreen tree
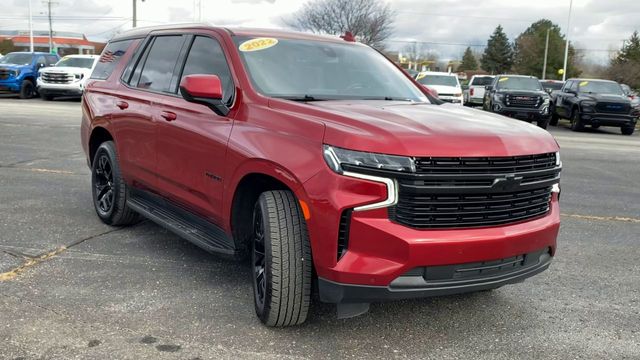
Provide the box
[513,19,580,79]
[481,25,513,74]
[613,30,640,64]
[608,31,640,89]
[458,47,478,71]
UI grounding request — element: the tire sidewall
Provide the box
[20,80,34,99]
[252,197,274,324]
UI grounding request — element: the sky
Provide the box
[1,0,639,63]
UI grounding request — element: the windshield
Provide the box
[0,53,33,65]
[496,77,542,91]
[470,76,494,86]
[578,80,624,95]
[55,57,95,69]
[542,81,564,91]
[417,74,458,87]
[233,37,427,102]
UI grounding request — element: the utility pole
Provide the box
[133,0,146,28]
[47,0,53,53]
[28,0,34,52]
[561,0,573,82]
[542,28,550,79]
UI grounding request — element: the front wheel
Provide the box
[252,190,312,327]
[537,116,551,129]
[91,141,140,226]
[570,110,584,131]
[19,80,35,99]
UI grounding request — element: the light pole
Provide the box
[133,0,145,28]
[561,0,573,81]
[542,28,550,80]
[28,0,34,52]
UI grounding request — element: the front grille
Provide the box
[41,72,74,84]
[414,153,557,174]
[0,69,12,80]
[390,186,552,228]
[377,153,560,229]
[595,102,630,114]
[505,94,540,108]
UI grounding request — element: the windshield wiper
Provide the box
[275,95,327,102]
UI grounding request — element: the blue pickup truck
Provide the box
[0,52,59,98]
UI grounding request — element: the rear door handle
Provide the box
[160,111,177,122]
[116,100,128,110]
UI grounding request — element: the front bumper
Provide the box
[0,81,21,93]
[36,80,84,97]
[580,112,636,127]
[494,105,550,121]
[302,166,560,303]
[319,248,552,303]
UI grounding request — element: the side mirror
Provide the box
[38,63,46,68]
[485,85,493,91]
[179,74,229,116]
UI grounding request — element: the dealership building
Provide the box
[0,30,103,56]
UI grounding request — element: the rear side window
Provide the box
[471,76,493,86]
[135,36,184,93]
[180,36,234,104]
[91,40,133,80]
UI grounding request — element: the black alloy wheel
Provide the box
[252,205,266,314]
[94,154,115,215]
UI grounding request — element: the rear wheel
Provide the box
[621,125,635,135]
[91,141,140,226]
[570,110,584,131]
[252,190,312,327]
[19,80,35,99]
[591,124,600,129]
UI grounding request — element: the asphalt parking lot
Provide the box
[1,98,639,359]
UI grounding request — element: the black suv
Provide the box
[551,79,636,135]
[483,75,551,129]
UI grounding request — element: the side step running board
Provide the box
[127,191,236,256]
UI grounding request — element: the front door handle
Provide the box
[116,100,129,110]
[160,111,177,122]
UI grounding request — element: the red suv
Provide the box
[81,25,562,327]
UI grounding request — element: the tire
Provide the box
[19,80,35,99]
[251,190,312,327]
[591,124,600,129]
[570,109,584,131]
[91,141,140,226]
[537,116,550,129]
[550,105,559,126]
[621,125,635,135]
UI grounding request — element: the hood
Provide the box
[0,63,30,71]
[270,100,559,157]
[579,93,630,103]
[427,84,461,95]
[40,66,92,74]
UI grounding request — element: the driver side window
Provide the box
[180,36,234,105]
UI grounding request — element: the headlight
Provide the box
[543,98,550,105]
[555,151,561,166]
[454,93,462,97]
[12,69,20,77]
[323,145,415,174]
[581,100,596,111]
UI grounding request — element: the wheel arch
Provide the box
[227,162,312,257]
[88,126,114,166]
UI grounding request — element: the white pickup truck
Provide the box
[463,75,494,106]
[37,54,98,100]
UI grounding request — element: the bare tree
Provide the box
[402,42,424,64]
[284,0,395,50]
